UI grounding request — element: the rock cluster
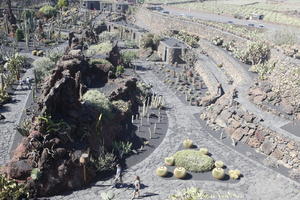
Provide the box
[201,90,300,170]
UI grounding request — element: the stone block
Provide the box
[247,136,261,148]
[271,148,284,160]
[260,139,276,155]
[231,128,245,141]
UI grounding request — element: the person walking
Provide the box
[25,77,31,90]
[131,176,141,200]
[113,164,123,188]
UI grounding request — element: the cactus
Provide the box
[156,166,168,177]
[199,148,209,155]
[212,167,225,180]
[215,160,224,168]
[32,50,38,56]
[164,156,175,166]
[100,191,115,200]
[228,169,241,180]
[183,139,193,149]
[31,168,42,180]
[174,167,187,179]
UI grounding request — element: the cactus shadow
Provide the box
[181,173,193,180]
[220,174,230,181]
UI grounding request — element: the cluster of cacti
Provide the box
[156,166,168,177]
[212,167,225,180]
[183,139,193,149]
[151,94,164,109]
[164,156,175,166]
[199,148,209,155]
[174,167,187,179]
[228,169,241,180]
[212,36,224,46]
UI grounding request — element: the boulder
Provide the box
[6,160,33,180]
[271,148,284,160]
[247,136,261,148]
[231,128,245,141]
[260,138,276,155]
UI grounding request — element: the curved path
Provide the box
[51,68,300,200]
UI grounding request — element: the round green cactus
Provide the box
[199,148,209,155]
[212,167,225,180]
[174,167,187,179]
[164,156,175,166]
[156,166,168,177]
[229,169,241,180]
[215,160,224,168]
[183,139,193,149]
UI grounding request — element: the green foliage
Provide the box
[39,5,57,18]
[86,42,113,57]
[89,58,112,66]
[212,167,225,180]
[140,34,161,50]
[115,65,125,77]
[271,30,298,46]
[0,89,10,105]
[169,187,209,200]
[31,168,42,180]
[82,90,113,118]
[33,57,55,83]
[121,51,138,67]
[173,149,214,172]
[38,115,71,135]
[22,10,35,20]
[99,31,118,42]
[57,0,69,9]
[249,61,276,80]
[124,40,138,49]
[234,41,270,65]
[156,166,168,177]
[15,29,24,41]
[46,48,64,63]
[112,100,130,113]
[112,141,132,158]
[0,174,29,199]
[93,151,116,172]
[5,54,27,82]
[16,119,31,137]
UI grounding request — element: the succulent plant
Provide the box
[212,167,225,180]
[31,168,42,180]
[32,50,38,56]
[215,160,224,168]
[183,139,193,149]
[229,169,241,180]
[199,148,209,155]
[164,156,175,166]
[174,167,187,179]
[156,166,168,177]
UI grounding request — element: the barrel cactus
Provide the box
[32,50,38,56]
[183,139,193,149]
[174,167,187,179]
[199,148,209,155]
[229,169,241,180]
[215,160,224,168]
[164,156,175,166]
[212,167,225,180]
[156,166,168,177]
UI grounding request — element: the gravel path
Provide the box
[51,68,300,200]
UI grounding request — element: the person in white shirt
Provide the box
[113,164,123,187]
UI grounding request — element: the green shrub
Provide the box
[173,149,214,172]
[173,167,187,179]
[140,33,155,49]
[124,40,138,49]
[164,156,175,166]
[89,58,112,66]
[39,5,57,18]
[112,100,130,113]
[121,51,138,67]
[212,167,225,180]
[199,148,209,155]
[182,139,193,149]
[169,187,209,200]
[31,168,42,180]
[46,48,64,63]
[156,166,168,177]
[112,141,132,158]
[57,0,69,9]
[15,29,24,41]
[86,42,113,57]
[214,160,224,168]
[93,152,116,172]
[0,174,29,199]
[82,90,113,118]
[115,65,125,77]
[33,57,55,83]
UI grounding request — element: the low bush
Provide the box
[173,149,214,172]
[82,90,113,118]
[86,42,113,57]
[169,187,209,200]
[39,5,57,18]
[199,148,209,155]
[121,51,138,67]
[156,166,168,177]
[212,167,225,180]
[115,65,125,77]
[112,100,130,113]
[174,167,187,179]
[112,141,132,158]
[164,156,175,166]
[214,160,224,168]
[33,57,55,83]
[93,152,116,172]
[182,139,193,149]
[0,174,29,199]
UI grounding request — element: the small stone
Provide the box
[271,148,284,160]
[231,128,245,141]
[247,136,261,148]
[260,139,276,155]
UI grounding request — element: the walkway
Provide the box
[51,69,300,200]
